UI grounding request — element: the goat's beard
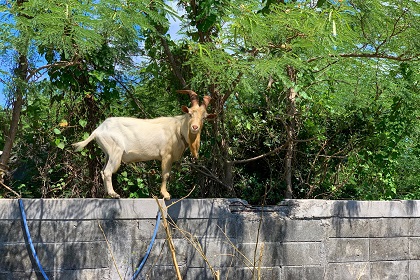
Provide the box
[188,131,200,159]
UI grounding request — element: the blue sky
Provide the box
[0,89,5,108]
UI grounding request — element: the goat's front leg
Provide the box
[160,156,172,200]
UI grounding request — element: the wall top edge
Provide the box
[1,198,420,220]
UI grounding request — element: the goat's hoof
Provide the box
[109,193,121,199]
[162,192,171,200]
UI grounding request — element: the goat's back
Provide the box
[94,116,188,163]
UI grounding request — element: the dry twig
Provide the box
[98,220,123,280]
[0,181,21,198]
[154,196,183,280]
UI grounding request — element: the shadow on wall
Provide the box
[0,199,128,279]
[405,200,418,215]
[165,198,237,279]
[332,199,419,237]
[332,200,362,238]
[223,200,293,279]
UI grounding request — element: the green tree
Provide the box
[0,0,171,197]
[222,0,419,201]
[0,0,418,203]
[169,0,419,202]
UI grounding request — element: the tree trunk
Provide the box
[83,93,103,197]
[285,65,297,199]
[0,54,28,184]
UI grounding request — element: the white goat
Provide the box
[72,90,216,199]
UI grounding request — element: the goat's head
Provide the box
[177,90,216,158]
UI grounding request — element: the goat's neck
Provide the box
[179,114,200,159]
[189,132,200,158]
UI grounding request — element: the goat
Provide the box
[72,90,216,199]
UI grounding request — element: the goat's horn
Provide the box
[177,90,199,107]
[202,96,212,108]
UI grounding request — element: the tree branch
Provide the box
[308,52,419,63]
[159,34,187,88]
[338,52,419,61]
[112,75,150,118]
[0,181,21,198]
[228,143,288,165]
[26,60,81,82]
[221,72,243,105]
[186,162,231,189]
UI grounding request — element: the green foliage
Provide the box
[0,0,419,203]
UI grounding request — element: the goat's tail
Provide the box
[72,132,96,152]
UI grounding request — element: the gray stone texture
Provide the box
[1,198,420,279]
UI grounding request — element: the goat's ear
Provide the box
[206,113,217,120]
[181,105,190,114]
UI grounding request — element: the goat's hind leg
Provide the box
[101,148,123,198]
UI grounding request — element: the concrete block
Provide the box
[370,238,409,261]
[369,218,409,237]
[329,218,370,238]
[141,264,230,280]
[327,238,369,262]
[409,218,420,236]
[0,243,54,272]
[286,200,335,218]
[172,217,236,240]
[167,198,233,219]
[238,242,320,267]
[2,197,233,221]
[0,220,25,243]
[236,215,326,243]
[236,266,281,280]
[197,237,237,267]
[325,262,369,280]
[167,266,242,280]
[409,237,420,259]
[370,261,408,280]
[409,260,420,279]
[165,238,194,267]
[104,219,165,241]
[8,271,54,280]
[181,266,224,280]
[144,237,235,269]
[142,239,178,267]
[0,200,20,220]
[286,200,420,219]
[108,235,152,278]
[0,220,56,244]
[54,268,110,280]
[15,198,161,220]
[234,213,268,243]
[141,264,189,280]
[331,200,420,218]
[282,266,324,280]
[55,220,105,242]
[25,221,56,243]
[281,242,321,266]
[237,242,282,267]
[55,241,109,269]
[182,237,236,268]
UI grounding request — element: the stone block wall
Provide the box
[0,198,419,279]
